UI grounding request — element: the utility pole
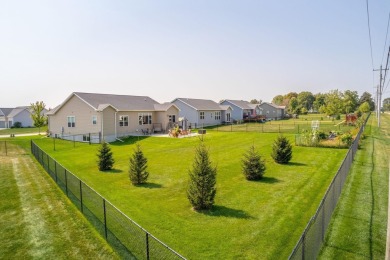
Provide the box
[374,46,390,127]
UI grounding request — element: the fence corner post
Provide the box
[146,233,150,260]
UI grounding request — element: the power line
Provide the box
[366,0,375,70]
[381,11,390,65]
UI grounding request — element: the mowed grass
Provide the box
[0,125,48,135]
[0,139,118,259]
[319,114,390,259]
[34,131,348,259]
[210,114,354,134]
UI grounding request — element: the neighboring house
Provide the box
[172,98,233,127]
[0,106,41,128]
[47,92,180,143]
[220,100,261,121]
[258,102,286,120]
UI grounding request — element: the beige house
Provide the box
[48,92,179,143]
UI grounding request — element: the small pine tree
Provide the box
[187,143,217,210]
[271,135,292,164]
[97,142,114,171]
[129,144,149,185]
[242,145,266,180]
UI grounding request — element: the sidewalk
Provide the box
[0,133,42,138]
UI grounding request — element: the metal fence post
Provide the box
[103,199,108,240]
[302,232,306,260]
[47,154,50,173]
[65,169,68,196]
[146,233,150,260]
[54,161,58,183]
[80,181,83,213]
[321,202,325,241]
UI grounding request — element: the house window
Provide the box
[226,113,231,122]
[138,113,152,125]
[67,116,75,127]
[92,115,97,125]
[119,115,129,127]
[169,115,176,123]
[83,135,90,142]
[215,112,221,120]
[200,112,205,120]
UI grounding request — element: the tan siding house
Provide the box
[48,92,179,142]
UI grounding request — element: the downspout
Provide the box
[115,111,117,139]
[101,111,104,142]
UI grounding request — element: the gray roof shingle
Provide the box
[0,108,14,116]
[222,100,254,110]
[75,92,160,111]
[174,98,223,110]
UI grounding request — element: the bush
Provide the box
[97,142,114,171]
[271,135,292,164]
[341,132,353,146]
[318,131,327,140]
[335,114,341,120]
[242,145,266,180]
[187,143,217,210]
[13,122,22,128]
[129,144,149,185]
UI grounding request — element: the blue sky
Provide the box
[1,1,390,108]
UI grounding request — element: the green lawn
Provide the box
[0,138,118,259]
[0,125,47,135]
[209,114,354,134]
[319,114,390,259]
[33,131,348,259]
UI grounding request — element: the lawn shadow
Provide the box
[285,162,307,166]
[135,182,163,189]
[104,169,123,174]
[111,136,151,146]
[260,176,281,184]
[201,205,254,219]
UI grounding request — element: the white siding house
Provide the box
[48,92,179,143]
[172,98,233,127]
[258,102,285,120]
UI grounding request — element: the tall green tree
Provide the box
[187,143,217,210]
[30,101,47,134]
[383,97,390,111]
[359,91,375,111]
[129,144,149,185]
[343,90,359,113]
[313,93,326,112]
[97,142,114,171]
[287,97,299,114]
[358,101,371,113]
[297,91,315,112]
[242,145,266,180]
[324,90,343,117]
[271,135,292,164]
[272,95,284,105]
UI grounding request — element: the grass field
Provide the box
[32,130,349,259]
[207,114,355,134]
[319,114,390,259]
[0,138,118,259]
[0,125,48,135]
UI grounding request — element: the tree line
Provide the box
[271,90,375,116]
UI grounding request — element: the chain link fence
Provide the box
[200,121,352,134]
[288,113,370,259]
[31,141,186,260]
